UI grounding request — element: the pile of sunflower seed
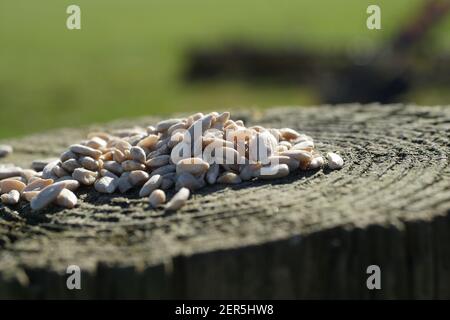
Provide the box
[0,112,344,211]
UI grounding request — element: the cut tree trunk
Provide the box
[1,104,449,299]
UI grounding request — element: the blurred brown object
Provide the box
[185,0,450,104]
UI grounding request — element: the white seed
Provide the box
[150,164,176,177]
[175,172,204,191]
[167,121,188,136]
[1,190,20,205]
[103,161,124,175]
[30,182,66,211]
[326,152,344,170]
[100,169,119,180]
[149,189,166,208]
[0,179,26,194]
[146,154,170,168]
[280,150,313,169]
[72,168,98,185]
[239,163,261,181]
[130,146,146,163]
[94,176,118,194]
[269,155,299,172]
[309,156,324,169]
[79,156,100,171]
[52,165,69,178]
[128,170,150,186]
[118,172,133,193]
[165,187,190,211]
[113,149,127,163]
[279,128,301,141]
[57,179,80,191]
[176,157,209,176]
[156,118,183,132]
[61,159,81,173]
[206,163,220,184]
[85,137,107,149]
[291,140,314,151]
[32,158,60,172]
[137,134,159,149]
[0,145,13,158]
[160,177,174,190]
[42,160,60,179]
[0,167,23,180]
[60,150,78,163]
[55,188,78,208]
[257,164,290,179]
[111,139,132,153]
[87,132,112,142]
[139,174,163,197]
[23,178,54,193]
[70,144,102,159]
[22,191,40,202]
[217,172,242,184]
[122,160,146,172]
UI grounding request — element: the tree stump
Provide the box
[1,104,449,299]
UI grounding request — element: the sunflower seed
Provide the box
[20,169,38,182]
[100,169,119,180]
[149,189,166,208]
[111,149,124,163]
[61,159,81,173]
[55,188,78,208]
[326,152,344,170]
[137,134,159,149]
[0,167,23,180]
[30,182,66,211]
[52,165,69,178]
[206,163,220,184]
[150,164,176,177]
[22,190,40,202]
[130,146,146,164]
[72,168,98,185]
[279,128,300,141]
[160,177,174,190]
[176,157,209,176]
[118,172,133,193]
[94,176,118,194]
[175,172,204,191]
[122,160,146,172]
[156,119,183,132]
[165,187,190,211]
[0,145,13,158]
[129,170,150,186]
[292,140,314,152]
[217,172,242,184]
[77,156,98,171]
[257,164,290,179]
[86,137,107,149]
[146,154,170,168]
[309,156,324,169]
[1,190,20,205]
[103,161,123,175]
[23,178,54,193]
[70,144,102,159]
[139,174,163,197]
[0,179,26,194]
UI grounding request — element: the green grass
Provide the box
[1,0,448,138]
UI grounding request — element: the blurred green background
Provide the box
[1,0,449,138]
